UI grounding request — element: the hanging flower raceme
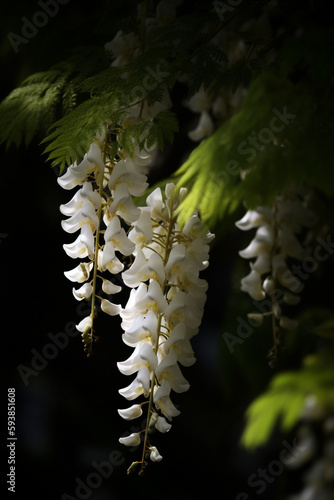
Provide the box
[58,129,150,356]
[117,182,214,475]
[235,185,316,364]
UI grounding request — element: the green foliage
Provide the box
[174,30,334,228]
[241,347,334,449]
[0,47,108,150]
[0,77,63,149]
[147,111,179,149]
[42,96,123,170]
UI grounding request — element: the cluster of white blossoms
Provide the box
[287,397,334,500]
[182,5,279,143]
[58,125,212,471]
[117,183,213,473]
[58,0,177,357]
[236,185,316,361]
[58,129,153,355]
[59,156,213,468]
[58,0,214,472]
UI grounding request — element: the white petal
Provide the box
[235,209,272,230]
[240,269,266,301]
[76,315,92,333]
[57,156,95,189]
[61,210,87,234]
[80,224,95,259]
[80,181,102,208]
[147,280,168,313]
[156,351,190,393]
[119,365,151,400]
[149,446,163,462]
[100,298,122,316]
[104,216,122,241]
[117,404,143,421]
[119,432,141,447]
[122,310,158,347]
[72,283,93,301]
[239,226,273,259]
[153,381,180,419]
[61,200,98,234]
[251,252,271,275]
[146,187,164,221]
[63,236,88,259]
[188,111,214,142]
[102,279,122,295]
[87,142,104,171]
[64,262,93,283]
[109,158,148,196]
[165,244,186,274]
[155,416,171,433]
[80,199,99,230]
[59,189,83,216]
[109,183,140,224]
[128,209,153,246]
[102,241,124,274]
[117,342,157,375]
[122,248,148,288]
[163,323,196,366]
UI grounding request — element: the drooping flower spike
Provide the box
[117,183,214,474]
[236,185,316,364]
[58,128,150,356]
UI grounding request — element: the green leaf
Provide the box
[0,46,108,150]
[42,94,125,171]
[240,348,334,449]
[174,69,334,228]
[0,79,63,149]
[147,111,179,150]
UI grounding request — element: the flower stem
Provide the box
[86,129,109,357]
[139,216,174,473]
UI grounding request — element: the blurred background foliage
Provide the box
[1,1,334,499]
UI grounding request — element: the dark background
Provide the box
[1,1,332,499]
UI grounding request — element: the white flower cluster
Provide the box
[58,131,152,355]
[116,183,213,469]
[58,1,214,470]
[59,3,176,357]
[182,9,277,143]
[287,397,334,500]
[105,0,183,68]
[236,186,316,359]
[59,149,213,467]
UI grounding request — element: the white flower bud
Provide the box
[149,446,163,462]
